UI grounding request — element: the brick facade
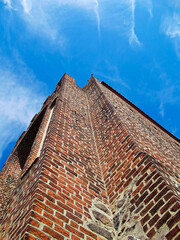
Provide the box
[0,73,179,239]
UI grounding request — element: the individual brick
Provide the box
[148,214,160,227]
[150,199,164,216]
[135,191,149,207]
[160,197,176,214]
[141,214,150,225]
[55,224,70,238]
[80,226,98,239]
[147,228,156,238]
[66,212,83,224]
[43,226,64,240]
[27,226,50,240]
[167,211,180,229]
[155,212,171,229]
[144,189,158,204]
[65,224,84,238]
[170,202,180,212]
[166,225,180,240]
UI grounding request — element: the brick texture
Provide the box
[0,73,179,239]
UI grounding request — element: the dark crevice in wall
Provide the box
[21,157,39,180]
[50,98,57,109]
[17,106,47,169]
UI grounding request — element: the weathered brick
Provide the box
[27,226,50,240]
[72,234,81,240]
[31,212,53,227]
[135,191,148,207]
[0,74,179,240]
[170,202,180,212]
[155,212,171,229]
[80,226,97,239]
[43,211,63,227]
[160,197,176,214]
[66,212,83,224]
[166,225,180,240]
[147,228,156,238]
[167,211,180,229]
[141,214,150,225]
[43,226,64,240]
[148,214,160,227]
[66,224,84,238]
[55,224,70,238]
[145,189,158,205]
[23,233,37,240]
[150,199,164,216]
[140,201,154,216]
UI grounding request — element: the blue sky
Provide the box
[0,0,180,169]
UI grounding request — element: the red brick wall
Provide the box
[0,100,50,221]
[0,153,22,221]
[0,73,179,239]
[100,81,180,177]
[85,76,180,239]
[0,74,108,239]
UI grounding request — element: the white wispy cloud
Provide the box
[163,15,180,58]
[94,0,101,39]
[137,61,180,120]
[2,0,154,48]
[67,0,101,37]
[99,0,152,47]
[20,0,32,14]
[137,0,152,18]
[2,0,12,8]
[103,0,141,46]
[129,0,141,46]
[129,0,153,46]
[158,86,175,118]
[0,56,46,160]
[145,71,179,119]
[157,77,180,118]
[125,0,153,46]
[3,0,101,46]
[161,1,180,58]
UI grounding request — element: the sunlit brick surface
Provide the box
[0,74,179,239]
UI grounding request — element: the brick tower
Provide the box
[0,73,179,240]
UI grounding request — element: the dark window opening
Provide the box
[50,98,57,109]
[17,106,47,169]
